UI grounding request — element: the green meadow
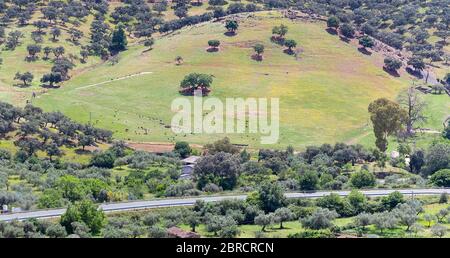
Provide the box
[2,11,445,149]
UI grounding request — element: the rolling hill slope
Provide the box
[2,11,440,149]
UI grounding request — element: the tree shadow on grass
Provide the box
[358,47,372,56]
[405,67,423,79]
[206,47,219,53]
[283,49,295,55]
[25,56,39,62]
[270,36,285,46]
[326,28,338,35]
[224,31,237,37]
[65,38,81,46]
[383,67,400,77]
[436,40,449,46]
[40,84,61,89]
[75,149,92,155]
[13,83,31,88]
[142,47,153,53]
[251,54,263,61]
[339,36,351,43]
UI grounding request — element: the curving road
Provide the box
[0,188,448,222]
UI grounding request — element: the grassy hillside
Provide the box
[0,14,102,104]
[32,11,431,149]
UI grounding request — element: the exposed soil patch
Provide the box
[127,142,203,153]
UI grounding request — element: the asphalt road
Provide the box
[0,188,448,222]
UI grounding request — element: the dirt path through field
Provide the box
[73,71,154,91]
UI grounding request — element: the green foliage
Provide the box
[384,57,402,72]
[179,73,213,94]
[60,200,106,235]
[204,137,239,155]
[350,169,376,188]
[174,141,191,158]
[253,43,265,55]
[40,72,62,87]
[327,16,339,29]
[110,23,128,53]
[340,23,355,38]
[299,170,319,191]
[407,56,425,71]
[443,123,450,140]
[207,39,220,48]
[381,191,405,211]
[57,175,88,202]
[359,36,374,49]
[254,213,273,231]
[90,151,116,168]
[272,24,288,38]
[205,215,239,237]
[316,194,353,217]
[0,149,11,161]
[430,224,447,238]
[393,203,418,231]
[347,190,368,214]
[439,193,448,204]
[274,207,295,229]
[423,143,450,175]
[46,223,67,238]
[368,98,407,151]
[256,182,286,213]
[225,20,239,33]
[38,189,66,209]
[284,39,297,50]
[288,229,335,238]
[194,152,241,190]
[14,72,33,86]
[301,208,338,230]
[430,169,450,187]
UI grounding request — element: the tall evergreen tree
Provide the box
[110,23,128,53]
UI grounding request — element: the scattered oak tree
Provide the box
[252,43,264,61]
[225,20,239,35]
[384,57,402,73]
[179,73,213,96]
[327,16,340,31]
[207,39,220,51]
[14,72,34,86]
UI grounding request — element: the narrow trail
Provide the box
[73,71,154,91]
[414,128,442,134]
[345,131,371,145]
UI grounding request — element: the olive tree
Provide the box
[273,207,294,229]
[301,208,338,230]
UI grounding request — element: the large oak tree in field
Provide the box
[368,98,407,152]
[179,73,213,96]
